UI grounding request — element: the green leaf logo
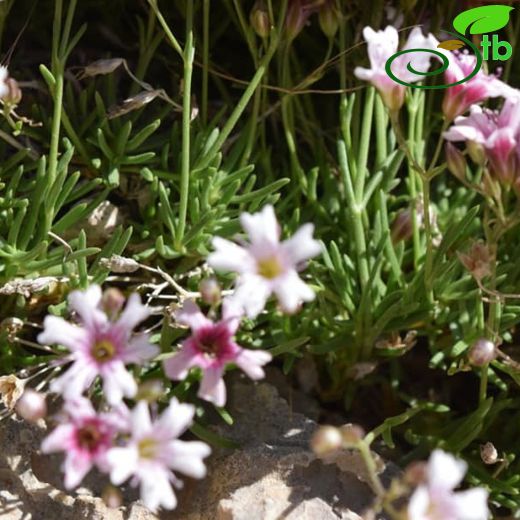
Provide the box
[453,5,514,35]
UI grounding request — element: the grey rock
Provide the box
[0,376,390,520]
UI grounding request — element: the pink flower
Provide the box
[38,285,158,405]
[442,52,514,121]
[208,205,321,318]
[107,399,211,512]
[444,98,520,188]
[163,299,271,407]
[41,397,118,489]
[354,26,439,111]
[285,0,324,40]
[408,450,488,520]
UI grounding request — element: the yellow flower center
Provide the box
[138,438,157,459]
[257,256,283,279]
[91,339,116,362]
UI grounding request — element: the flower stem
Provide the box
[176,1,195,249]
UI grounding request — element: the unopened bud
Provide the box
[339,423,365,444]
[391,208,413,243]
[199,277,221,306]
[445,142,466,181]
[16,389,47,422]
[467,141,486,166]
[311,425,342,456]
[135,379,165,402]
[102,288,126,319]
[0,317,24,341]
[468,338,497,367]
[250,1,270,38]
[404,460,427,485]
[4,78,21,105]
[318,1,340,38]
[102,485,123,508]
[480,442,498,465]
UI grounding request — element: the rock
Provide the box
[0,376,393,519]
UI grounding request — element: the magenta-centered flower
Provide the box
[41,397,118,489]
[208,205,321,318]
[164,299,271,407]
[442,52,514,121]
[444,97,520,189]
[38,285,158,405]
[354,26,439,111]
[408,450,488,520]
[107,399,211,512]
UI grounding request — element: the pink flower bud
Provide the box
[102,288,126,319]
[339,423,365,444]
[4,78,21,105]
[391,208,414,243]
[468,339,497,367]
[310,425,343,456]
[16,389,47,422]
[102,485,123,508]
[199,277,221,306]
[457,241,492,281]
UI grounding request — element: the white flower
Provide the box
[408,450,489,520]
[208,205,321,318]
[107,399,211,512]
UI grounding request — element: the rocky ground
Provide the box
[0,370,393,520]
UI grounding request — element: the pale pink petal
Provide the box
[167,440,211,479]
[281,223,321,264]
[163,344,201,380]
[116,293,150,332]
[131,401,153,438]
[123,334,159,363]
[454,488,489,520]
[208,237,254,274]
[139,465,177,512]
[41,424,75,453]
[221,297,244,334]
[63,452,93,489]
[427,450,466,491]
[232,276,272,318]
[175,300,212,331]
[68,285,107,329]
[101,362,137,404]
[198,366,226,407]
[155,398,195,439]
[273,270,315,313]
[37,316,89,351]
[407,485,430,520]
[51,360,98,398]
[354,67,374,81]
[239,205,280,246]
[108,446,139,485]
[63,396,96,420]
[234,349,272,380]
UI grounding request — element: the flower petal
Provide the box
[175,300,212,331]
[116,293,150,332]
[163,343,201,381]
[63,452,93,489]
[101,362,137,405]
[51,360,98,399]
[68,285,107,329]
[167,439,211,479]
[41,424,75,453]
[231,275,272,318]
[234,349,272,380]
[139,465,177,512]
[198,366,226,407]
[281,223,321,265]
[273,270,315,313]
[156,397,195,439]
[427,449,467,491]
[208,237,254,274]
[239,205,280,246]
[454,488,489,520]
[37,316,89,351]
[108,446,139,485]
[123,334,159,364]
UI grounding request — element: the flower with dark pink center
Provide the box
[163,299,271,407]
[41,397,118,489]
[38,285,158,405]
[442,52,515,121]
